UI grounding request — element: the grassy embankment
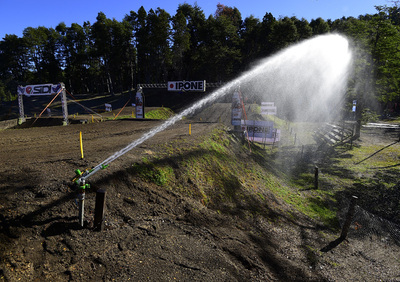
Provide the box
[125,109,400,228]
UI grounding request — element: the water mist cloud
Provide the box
[242,34,353,121]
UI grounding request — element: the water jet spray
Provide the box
[71,34,353,225]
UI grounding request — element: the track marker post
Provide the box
[79,131,84,159]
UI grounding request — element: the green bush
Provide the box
[361,108,380,123]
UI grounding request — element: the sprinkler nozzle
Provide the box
[79,183,90,190]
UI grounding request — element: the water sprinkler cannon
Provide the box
[74,169,91,188]
[72,164,109,227]
[72,164,109,185]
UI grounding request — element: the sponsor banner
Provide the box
[105,103,112,112]
[261,101,277,115]
[231,90,242,126]
[261,102,274,107]
[18,83,63,96]
[135,91,144,118]
[241,120,274,138]
[261,107,277,115]
[241,120,280,142]
[168,80,206,92]
[246,129,280,143]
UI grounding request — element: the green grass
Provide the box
[132,128,283,218]
[106,107,174,120]
[131,158,174,186]
[145,107,174,119]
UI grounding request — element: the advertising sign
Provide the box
[17,83,63,96]
[168,81,206,92]
[105,104,112,112]
[231,90,242,126]
[16,82,68,126]
[261,102,277,116]
[241,120,280,143]
[352,100,357,112]
[135,90,144,119]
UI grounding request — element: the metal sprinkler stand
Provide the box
[78,184,85,227]
[72,165,108,229]
[74,169,91,227]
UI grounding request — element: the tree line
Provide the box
[0,3,399,113]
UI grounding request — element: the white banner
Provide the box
[261,102,274,107]
[135,91,144,118]
[167,81,206,92]
[261,102,277,115]
[17,83,63,96]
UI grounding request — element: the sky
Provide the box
[0,0,392,40]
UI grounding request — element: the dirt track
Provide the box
[1,104,400,281]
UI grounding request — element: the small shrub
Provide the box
[361,108,379,124]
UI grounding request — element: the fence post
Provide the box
[314,166,319,189]
[340,196,358,240]
[354,120,361,139]
[94,189,107,231]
